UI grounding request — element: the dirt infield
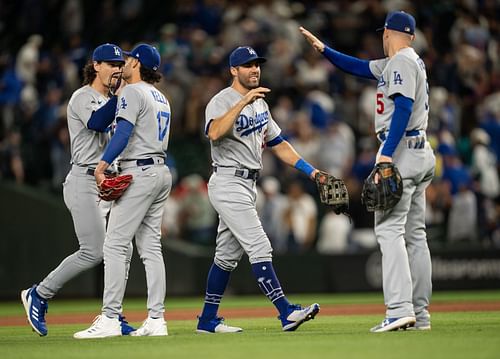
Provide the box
[2,301,500,327]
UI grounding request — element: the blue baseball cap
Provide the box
[124,44,161,71]
[229,46,266,67]
[377,11,416,35]
[92,43,125,63]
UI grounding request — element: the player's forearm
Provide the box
[272,141,319,179]
[207,100,247,141]
[94,160,110,175]
[87,96,118,132]
[271,141,302,167]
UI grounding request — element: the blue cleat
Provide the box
[21,285,48,336]
[280,303,320,331]
[119,315,135,335]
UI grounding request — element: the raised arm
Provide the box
[299,26,376,80]
[207,87,270,141]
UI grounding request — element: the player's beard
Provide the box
[238,72,260,90]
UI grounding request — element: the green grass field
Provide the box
[1,291,499,359]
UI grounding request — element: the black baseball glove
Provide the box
[361,162,403,212]
[315,171,349,216]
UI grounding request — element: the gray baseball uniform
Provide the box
[205,87,281,270]
[102,81,172,319]
[37,86,132,300]
[369,47,435,325]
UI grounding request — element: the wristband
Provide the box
[294,158,315,177]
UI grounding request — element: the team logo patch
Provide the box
[120,97,127,109]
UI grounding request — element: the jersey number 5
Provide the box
[376,93,384,114]
[157,111,170,141]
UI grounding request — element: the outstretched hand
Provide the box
[299,26,326,53]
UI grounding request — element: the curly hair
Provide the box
[82,60,97,85]
[140,66,162,84]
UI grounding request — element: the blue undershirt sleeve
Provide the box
[87,96,118,132]
[266,135,284,147]
[381,94,414,157]
[101,118,134,164]
[323,46,376,80]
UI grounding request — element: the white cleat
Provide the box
[196,316,243,333]
[73,315,122,339]
[370,316,416,333]
[130,317,168,336]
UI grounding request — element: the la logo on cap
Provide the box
[114,47,120,56]
[247,47,256,55]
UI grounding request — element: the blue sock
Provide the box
[199,262,231,320]
[251,261,290,316]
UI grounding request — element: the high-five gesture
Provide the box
[299,26,326,53]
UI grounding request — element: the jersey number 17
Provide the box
[156,111,170,141]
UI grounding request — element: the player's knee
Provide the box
[214,257,238,272]
[78,248,103,265]
[247,241,273,263]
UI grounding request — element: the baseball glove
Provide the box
[315,171,349,216]
[361,162,403,212]
[98,174,133,201]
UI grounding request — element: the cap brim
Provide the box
[375,26,385,32]
[235,57,267,67]
[123,51,132,56]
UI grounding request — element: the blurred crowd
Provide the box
[1,0,500,252]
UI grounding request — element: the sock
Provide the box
[251,261,290,316]
[199,262,231,320]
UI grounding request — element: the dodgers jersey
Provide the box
[205,87,281,170]
[116,81,171,160]
[67,86,111,166]
[369,47,429,134]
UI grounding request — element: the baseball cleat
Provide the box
[119,315,135,335]
[130,317,168,336]
[196,316,243,333]
[370,316,416,333]
[73,315,122,339]
[406,322,431,331]
[21,285,48,336]
[280,303,320,331]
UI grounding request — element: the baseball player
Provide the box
[74,43,172,338]
[301,11,435,332]
[20,43,134,337]
[196,46,320,334]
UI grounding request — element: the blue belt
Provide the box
[377,129,421,142]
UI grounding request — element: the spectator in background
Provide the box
[317,120,355,178]
[470,128,499,243]
[0,129,25,184]
[0,54,23,133]
[178,174,216,245]
[470,128,499,199]
[257,176,289,254]
[283,180,317,252]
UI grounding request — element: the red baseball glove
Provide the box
[98,174,133,201]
